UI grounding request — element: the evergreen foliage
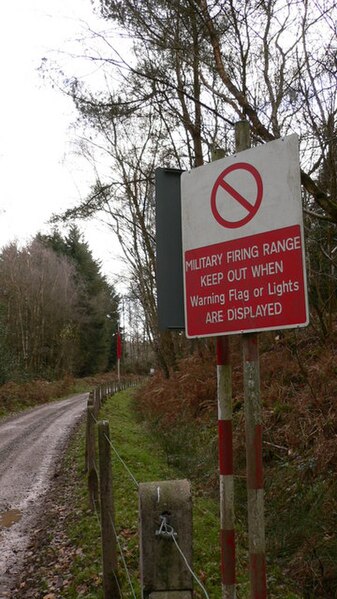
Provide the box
[38,226,119,376]
[0,304,14,384]
[0,228,119,381]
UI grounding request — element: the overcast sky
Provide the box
[0,0,124,281]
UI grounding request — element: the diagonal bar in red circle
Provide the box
[219,178,255,213]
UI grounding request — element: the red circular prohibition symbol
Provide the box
[211,162,263,229]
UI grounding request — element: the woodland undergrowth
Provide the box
[0,372,120,418]
[134,325,337,598]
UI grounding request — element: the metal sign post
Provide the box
[236,120,266,599]
[117,328,122,382]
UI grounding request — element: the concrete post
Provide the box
[139,480,193,599]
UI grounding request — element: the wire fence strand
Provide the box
[109,512,138,599]
[87,385,139,599]
[113,567,125,599]
[89,403,139,489]
[90,411,99,425]
[171,532,210,599]
[88,385,208,599]
[93,498,101,529]
[93,497,126,599]
[104,432,140,489]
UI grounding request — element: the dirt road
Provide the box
[0,393,87,597]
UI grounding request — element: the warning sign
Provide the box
[181,135,309,337]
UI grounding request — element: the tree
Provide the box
[0,240,80,378]
[38,226,119,375]
[0,230,119,380]
[47,0,337,369]
[0,304,14,384]
[80,0,336,218]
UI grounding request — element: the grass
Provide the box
[60,388,176,598]
[59,387,304,599]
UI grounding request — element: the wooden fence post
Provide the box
[87,406,99,512]
[85,394,94,472]
[95,387,101,415]
[139,480,193,599]
[98,420,120,599]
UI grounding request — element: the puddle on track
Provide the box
[0,509,22,528]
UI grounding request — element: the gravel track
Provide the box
[0,394,88,597]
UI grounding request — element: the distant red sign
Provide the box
[117,332,122,359]
[184,225,307,337]
[211,162,263,229]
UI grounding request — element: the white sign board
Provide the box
[181,134,309,337]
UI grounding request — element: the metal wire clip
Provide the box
[155,514,177,539]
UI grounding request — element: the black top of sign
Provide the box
[155,167,185,331]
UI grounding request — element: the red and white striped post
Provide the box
[217,336,236,598]
[117,328,122,382]
[235,120,267,598]
[212,147,236,598]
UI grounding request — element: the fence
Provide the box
[85,380,209,599]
